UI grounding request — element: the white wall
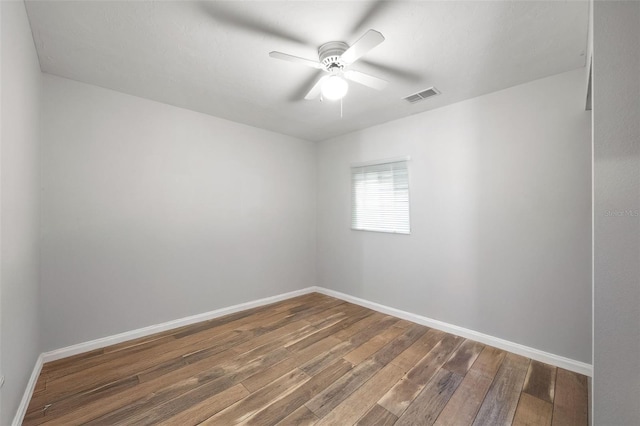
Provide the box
[0,1,42,423]
[593,1,640,423]
[317,68,592,363]
[40,74,316,351]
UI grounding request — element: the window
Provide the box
[351,158,410,234]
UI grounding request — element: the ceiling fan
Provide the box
[269,30,388,101]
[199,1,420,102]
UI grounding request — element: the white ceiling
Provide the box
[25,0,589,142]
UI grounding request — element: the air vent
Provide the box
[403,87,440,103]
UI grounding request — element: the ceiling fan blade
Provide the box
[305,76,329,100]
[358,59,423,83]
[199,2,308,45]
[344,70,388,91]
[350,1,389,35]
[269,51,324,69]
[290,70,325,101]
[341,29,385,65]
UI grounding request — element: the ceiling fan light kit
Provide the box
[318,41,349,101]
[321,75,349,101]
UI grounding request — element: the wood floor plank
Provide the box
[393,319,414,330]
[300,316,400,376]
[155,383,250,425]
[242,336,343,393]
[471,353,530,426]
[186,294,335,343]
[200,369,310,424]
[332,312,390,340]
[112,377,246,425]
[298,340,356,377]
[227,321,316,360]
[25,375,141,425]
[172,297,305,338]
[41,346,120,382]
[395,369,464,426]
[42,293,321,381]
[285,307,374,353]
[277,405,318,425]
[378,333,463,417]
[136,330,257,382]
[513,393,553,426]
[84,348,292,425]
[304,324,426,419]
[433,369,494,426]
[244,359,354,425]
[24,294,590,426]
[133,318,316,386]
[370,323,429,366]
[41,318,310,405]
[283,315,363,354]
[42,343,288,425]
[230,319,315,354]
[470,345,507,378]
[523,360,556,404]
[441,339,485,376]
[305,359,381,419]
[302,303,352,327]
[308,312,348,330]
[343,322,406,365]
[434,345,507,426]
[40,348,105,375]
[551,368,588,426]
[356,404,399,426]
[316,362,405,425]
[290,298,354,327]
[390,328,445,372]
[32,374,47,395]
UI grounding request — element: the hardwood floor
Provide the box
[24,293,589,425]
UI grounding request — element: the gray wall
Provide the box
[40,74,316,351]
[317,68,592,363]
[593,1,640,424]
[0,1,42,423]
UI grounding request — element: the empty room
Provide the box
[1,0,639,425]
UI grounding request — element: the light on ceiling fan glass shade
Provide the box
[321,76,348,100]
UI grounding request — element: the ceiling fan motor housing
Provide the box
[319,41,348,72]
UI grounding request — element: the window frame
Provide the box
[350,156,411,235]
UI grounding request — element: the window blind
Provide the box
[351,160,410,234]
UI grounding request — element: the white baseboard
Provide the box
[313,286,593,377]
[41,287,315,363]
[16,285,592,424]
[15,288,315,425]
[12,354,44,426]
